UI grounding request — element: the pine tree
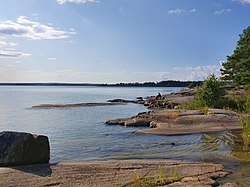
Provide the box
[220,26,250,86]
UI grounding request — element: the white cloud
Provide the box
[190,9,196,13]
[168,8,197,15]
[165,65,222,81]
[214,9,231,15]
[82,18,93,24]
[188,65,221,80]
[10,42,17,46]
[0,50,30,58]
[0,64,222,82]
[0,40,7,47]
[233,0,250,4]
[57,0,98,4]
[0,37,28,58]
[0,38,18,48]
[47,57,57,60]
[168,9,186,15]
[0,16,75,40]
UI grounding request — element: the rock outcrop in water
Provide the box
[108,88,196,109]
[106,88,243,135]
[106,109,242,135]
[0,131,50,166]
[32,102,126,108]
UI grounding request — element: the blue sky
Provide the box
[0,0,249,83]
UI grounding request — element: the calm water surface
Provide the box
[0,86,249,186]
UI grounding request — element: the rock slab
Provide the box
[106,109,242,135]
[0,131,50,166]
[0,160,228,187]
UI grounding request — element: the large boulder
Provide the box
[0,131,50,166]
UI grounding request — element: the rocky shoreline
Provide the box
[1,88,243,186]
[0,159,235,187]
[106,89,242,135]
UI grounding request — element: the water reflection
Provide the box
[199,131,250,186]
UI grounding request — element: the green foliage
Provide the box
[188,82,195,89]
[179,99,204,110]
[220,26,250,86]
[245,85,250,91]
[242,116,250,151]
[235,96,250,114]
[180,75,250,113]
[196,74,225,107]
[195,74,225,108]
[225,96,250,114]
[131,166,182,187]
[181,94,250,114]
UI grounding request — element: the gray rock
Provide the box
[107,109,242,136]
[221,182,239,187]
[0,131,50,166]
[0,159,228,187]
[124,118,151,127]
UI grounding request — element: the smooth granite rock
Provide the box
[106,109,242,135]
[0,131,50,166]
[0,159,229,187]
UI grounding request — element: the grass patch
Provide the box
[180,92,250,115]
[219,95,250,114]
[242,116,250,151]
[132,166,182,187]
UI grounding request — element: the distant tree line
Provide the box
[100,80,202,87]
[0,81,202,87]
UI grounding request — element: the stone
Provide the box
[107,99,135,103]
[221,182,239,187]
[136,97,144,101]
[0,131,50,166]
[124,118,151,127]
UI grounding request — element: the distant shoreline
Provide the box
[0,81,202,87]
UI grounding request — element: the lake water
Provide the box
[0,86,249,186]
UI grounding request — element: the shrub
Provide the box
[245,85,250,91]
[223,96,250,114]
[196,74,225,108]
[188,82,195,89]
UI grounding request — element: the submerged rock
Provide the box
[0,131,50,166]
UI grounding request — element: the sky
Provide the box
[0,0,249,83]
